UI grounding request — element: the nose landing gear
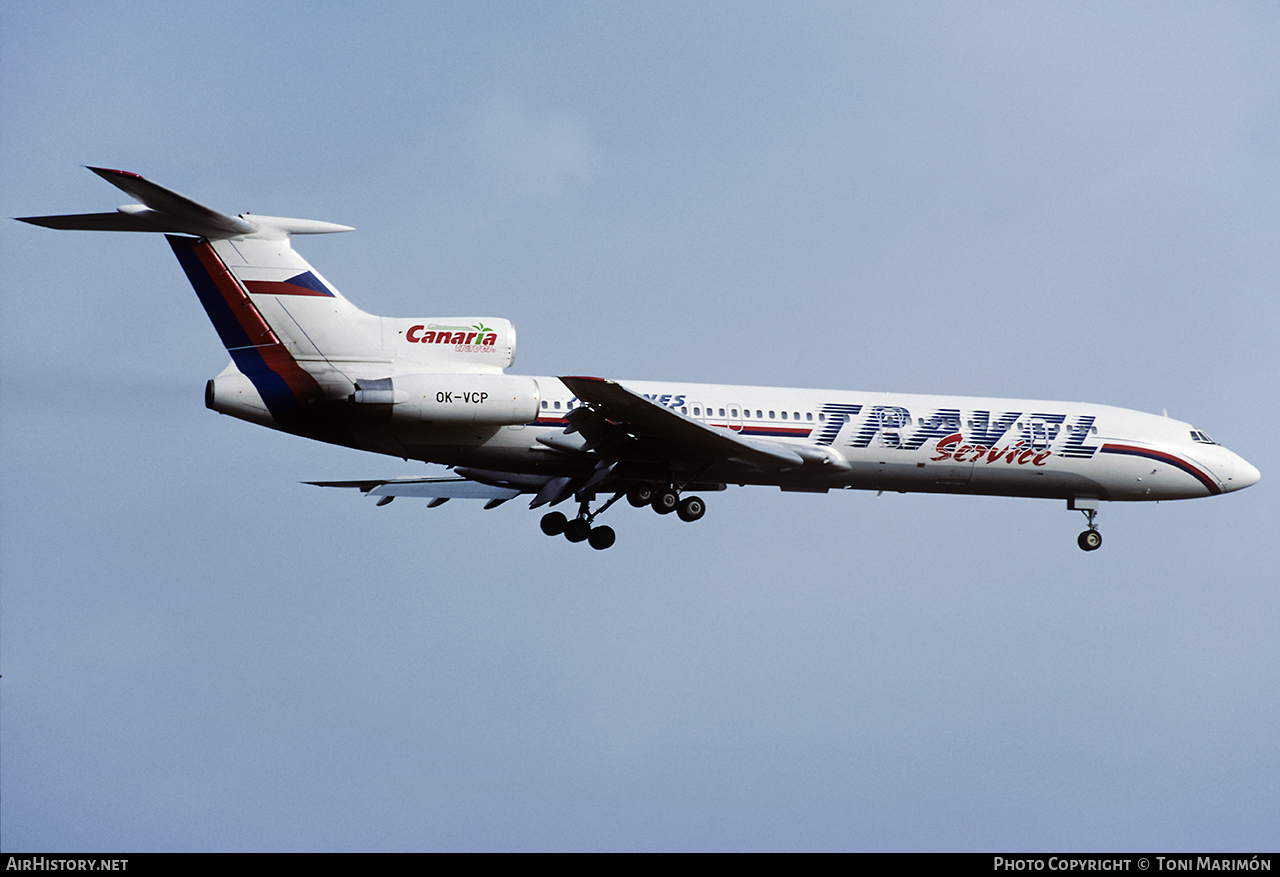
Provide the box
[1071,499,1103,551]
[1077,526,1102,551]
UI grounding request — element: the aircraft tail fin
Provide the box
[167,234,329,429]
[18,167,376,364]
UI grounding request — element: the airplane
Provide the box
[17,167,1260,551]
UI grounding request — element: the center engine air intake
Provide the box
[350,374,541,426]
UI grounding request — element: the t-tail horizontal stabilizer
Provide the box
[16,167,353,240]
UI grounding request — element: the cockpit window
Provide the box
[1190,430,1216,445]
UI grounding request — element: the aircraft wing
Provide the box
[559,375,807,469]
[306,476,522,501]
[309,378,836,512]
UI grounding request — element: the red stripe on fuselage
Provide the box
[735,425,812,438]
[1101,443,1221,495]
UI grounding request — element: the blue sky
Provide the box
[2,1,1277,851]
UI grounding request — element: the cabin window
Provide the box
[781,411,787,420]
[806,412,813,421]
[693,407,700,416]
[756,410,763,419]
[681,407,687,415]
[541,400,548,409]
[794,412,800,420]
[719,408,725,417]
[554,401,561,409]
[731,408,738,417]
[769,410,775,419]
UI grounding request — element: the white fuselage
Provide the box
[23,167,1262,550]
[383,375,1257,502]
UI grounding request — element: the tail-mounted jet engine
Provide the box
[350,374,541,426]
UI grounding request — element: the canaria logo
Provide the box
[406,323,498,348]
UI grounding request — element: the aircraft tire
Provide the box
[588,526,616,550]
[564,518,591,543]
[627,485,655,508]
[677,496,705,522]
[652,489,679,515]
[540,511,568,536]
[1078,530,1102,551]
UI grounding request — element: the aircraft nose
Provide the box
[1231,455,1261,491]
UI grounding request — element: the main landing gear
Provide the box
[540,489,629,550]
[540,509,616,550]
[626,485,706,522]
[540,484,708,550]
